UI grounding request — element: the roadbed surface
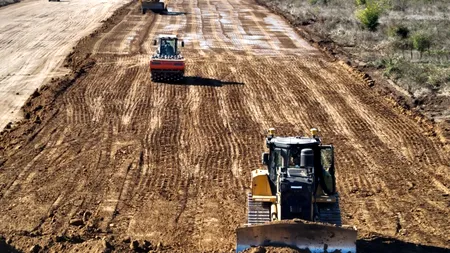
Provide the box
[0,0,449,252]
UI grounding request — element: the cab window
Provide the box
[320,147,333,172]
[272,149,283,168]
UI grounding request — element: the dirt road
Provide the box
[0,0,127,129]
[0,0,449,252]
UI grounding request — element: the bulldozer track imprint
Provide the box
[0,0,449,252]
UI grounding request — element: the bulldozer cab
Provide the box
[263,136,336,196]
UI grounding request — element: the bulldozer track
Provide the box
[0,0,449,252]
[317,195,342,226]
[247,193,271,225]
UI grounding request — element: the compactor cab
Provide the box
[237,128,357,253]
[154,36,184,56]
[150,35,185,82]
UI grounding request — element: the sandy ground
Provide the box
[0,0,128,129]
[0,0,449,252]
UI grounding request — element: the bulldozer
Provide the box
[150,34,185,83]
[139,0,168,14]
[236,128,357,253]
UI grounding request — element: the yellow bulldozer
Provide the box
[236,128,357,253]
[139,0,168,14]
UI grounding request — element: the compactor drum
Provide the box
[236,128,357,253]
[150,35,185,83]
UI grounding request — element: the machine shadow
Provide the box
[357,236,449,253]
[152,10,188,15]
[162,11,188,16]
[162,76,245,87]
[0,239,21,253]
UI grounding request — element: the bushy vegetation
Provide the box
[261,0,450,98]
[411,32,432,58]
[356,1,383,31]
[388,24,409,39]
[378,57,450,93]
[355,0,367,6]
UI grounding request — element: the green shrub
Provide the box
[394,25,410,39]
[390,38,413,58]
[355,0,366,5]
[309,0,328,5]
[411,32,432,58]
[356,1,382,31]
[381,57,401,77]
[427,67,450,89]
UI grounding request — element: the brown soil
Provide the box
[0,0,449,253]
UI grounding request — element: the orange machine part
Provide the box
[150,60,185,71]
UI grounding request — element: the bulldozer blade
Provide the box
[236,222,357,253]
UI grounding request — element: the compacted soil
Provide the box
[0,0,448,252]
